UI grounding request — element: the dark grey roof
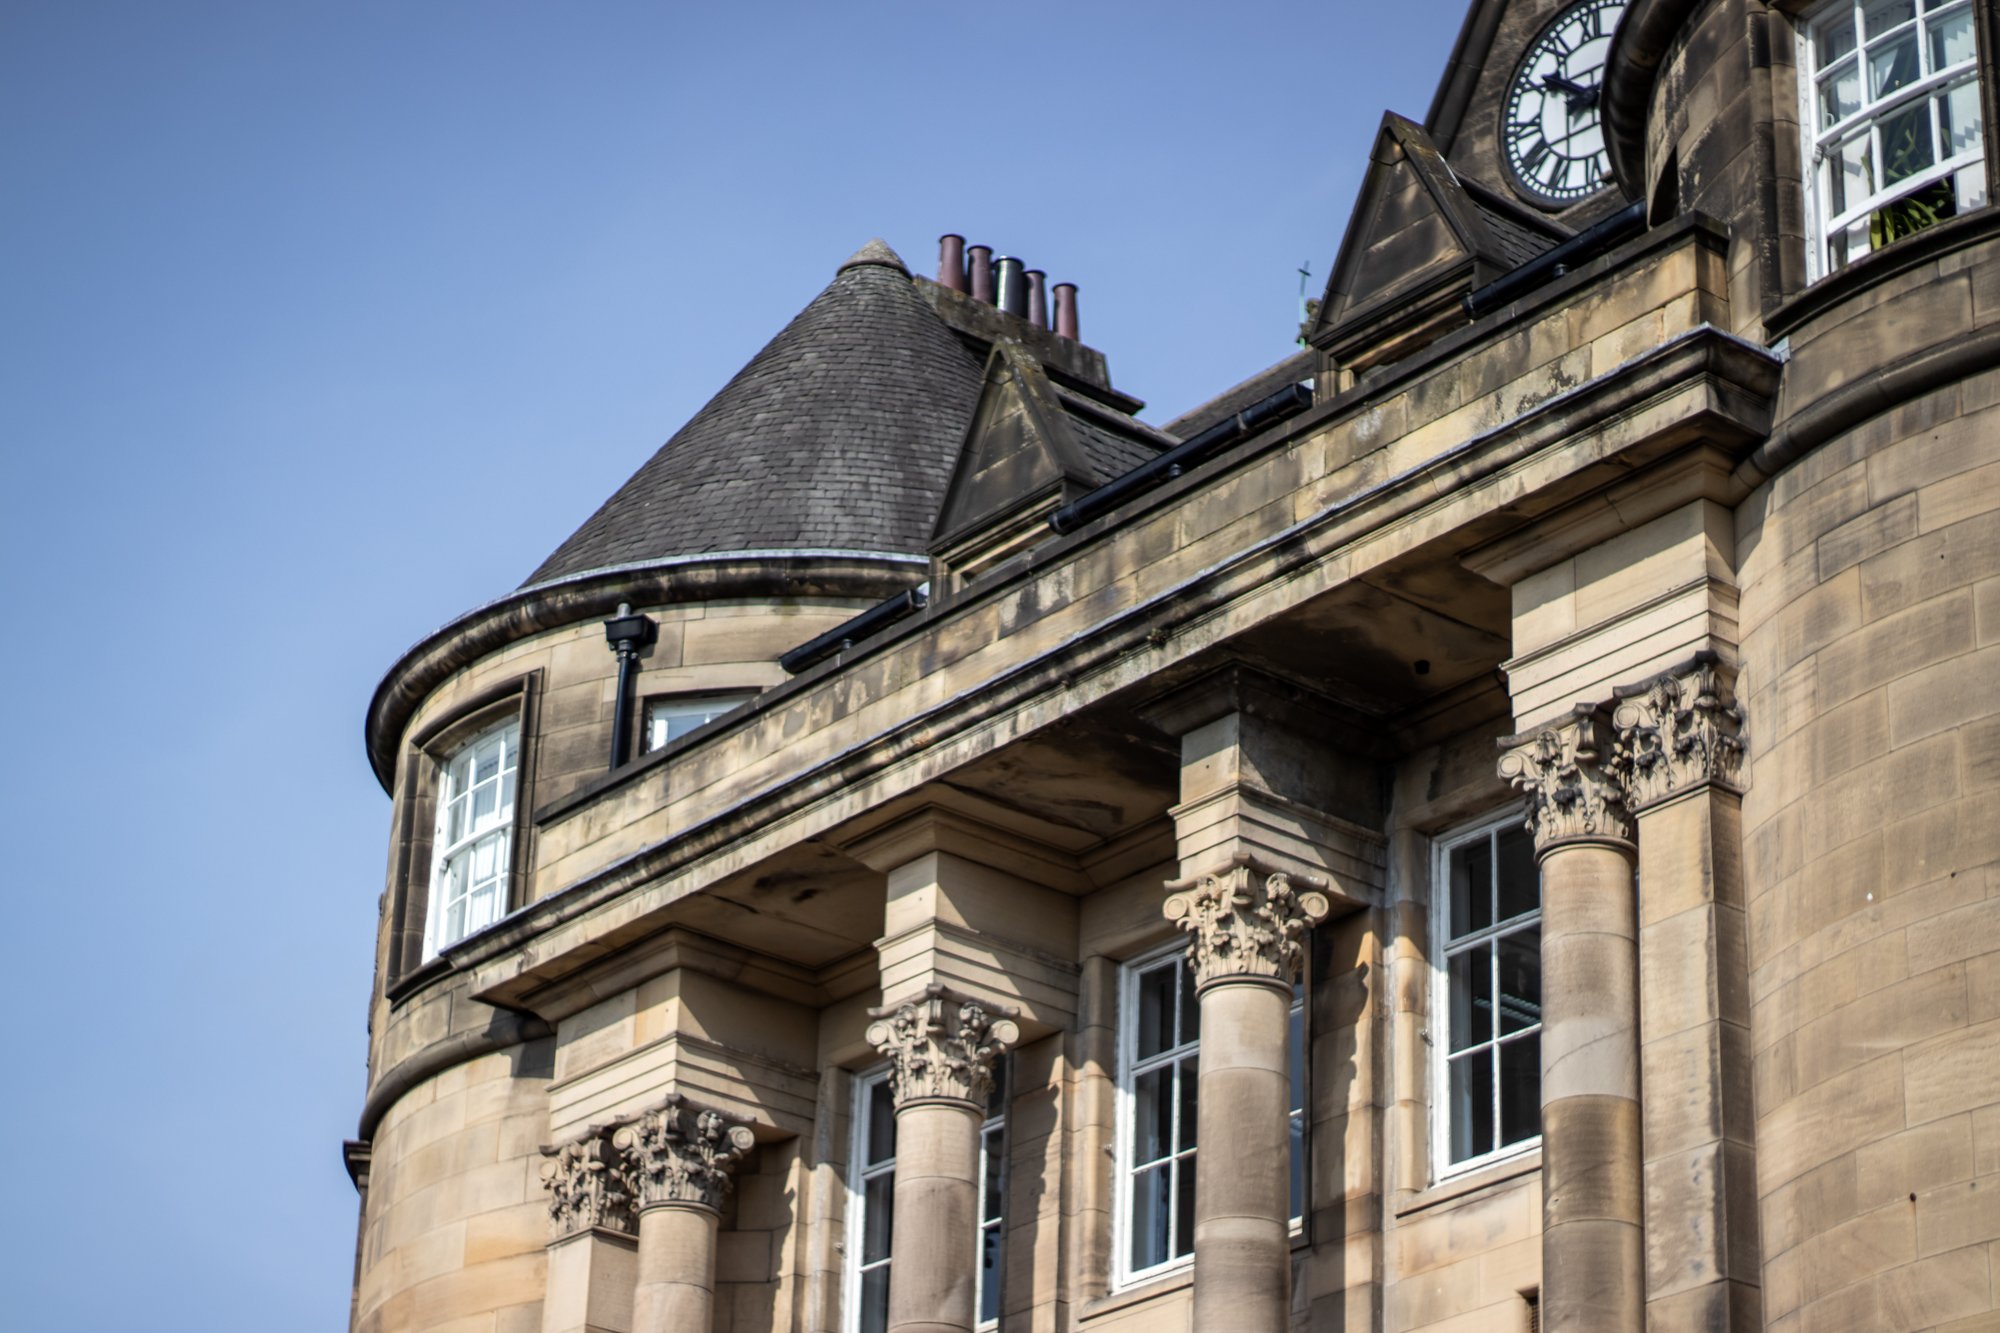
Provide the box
[527,240,985,585]
[1161,349,1317,439]
[1473,198,1565,269]
[1053,387,1176,484]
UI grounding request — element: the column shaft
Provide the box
[886,1100,983,1333]
[633,1203,720,1332]
[1539,840,1644,1332]
[1191,978,1293,1333]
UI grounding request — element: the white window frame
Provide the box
[643,691,755,753]
[1286,980,1308,1234]
[1115,943,1201,1288]
[1799,0,1987,277]
[844,1067,896,1333]
[975,1064,1009,1330]
[1430,810,1544,1179]
[422,718,519,960]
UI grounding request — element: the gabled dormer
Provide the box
[1308,114,1567,380]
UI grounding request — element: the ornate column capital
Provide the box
[1163,855,1331,992]
[1610,653,1748,811]
[611,1094,756,1214]
[866,983,1020,1110]
[1498,706,1635,854]
[539,1126,635,1237]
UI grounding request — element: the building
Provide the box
[344,0,2000,1324]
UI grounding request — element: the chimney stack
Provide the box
[1053,282,1079,340]
[967,245,995,304]
[1026,270,1048,329]
[994,256,1028,317]
[937,234,967,292]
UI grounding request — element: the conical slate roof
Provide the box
[525,240,986,586]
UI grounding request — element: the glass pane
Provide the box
[986,1055,1009,1118]
[859,1266,890,1333]
[979,1225,1002,1323]
[1180,960,1200,1044]
[1449,1052,1495,1162]
[1869,31,1920,98]
[471,780,496,825]
[1820,62,1862,127]
[498,771,516,817]
[981,1125,1005,1224]
[1136,963,1176,1060]
[1172,1157,1196,1259]
[1496,825,1538,921]
[1129,1163,1171,1271]
[1865,0,1916,37]
[1497,930,1543,1034]
[1959,160,1990,209]
[862,1172,895,1263]
[1178,1055,1200,1153]
[1448,946,1493,1051]
[1942,81,1983,155]
[445,794,467,845]
[1880,99,1936,183]
[1817,11,1858,64]
[1448,836,1494,939]
[1930,6,1975,68]
[1133,1067,1172,1165]
[866,1079,896,1166]
[1288,1002,1306,1115]
[474,742,500,785]
[1500,1034,1542,1147]
[1288,1111,1306,1223]
[1831,132,1876,213]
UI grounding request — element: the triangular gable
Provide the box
[1309,115,1555,371]
[929,345,1099,578]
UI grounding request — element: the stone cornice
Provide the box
[1498,707,1636,854]
[611,1094,756,1214]
[1163,855,1331,991]
[539,1126,634,1237]
[1610,653,1747,811]
[866,983,1020,1110]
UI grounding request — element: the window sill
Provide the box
[1085,1265,1192,1320]
[385,954,454,1006]
[1396,1145,1542,1218]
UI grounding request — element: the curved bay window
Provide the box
[1801,0,1988,275]
[1434,814,1543,1173]
[422,719,519,959]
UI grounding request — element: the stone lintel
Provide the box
[1170,782,1386,904]
[546,1032,817,1143]
[875,918,1079,1036]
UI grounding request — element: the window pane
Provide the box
[1133,1067,1172,1165]
[1869,30,1920,98]
[1930,6,1974,68]
[1172,1158,1196,1259]
[1820,62,1862,126]
[1497,930,1542,1035]
[1941,80,1983,155]
[1880,99,1936,183]
[979,1225,1002,1323]
[1288,1001,1306,1114]
[473,742,501,785]
[1129,1163,1171,1270]
[859,1267,890,1333]
[1500,1034,1542,1147]
[1136,963,1176,1060]
[981,1126,1005,1224]
[1180,960,1200,1044]
[1448,947,1493,1051]
[1448,837,1494,939]
[1830,131,1876,212]
[446,794,468,845]
[862,1173,895,1263]
[1289,1111,1306,1223]
[1864,0,1915,37]
[1817,15,1858,64]
[1178,1055,1200,1153]
[1496,825,1538,921]
[866,1080,896,1166]
[1449,1052,1495,1162]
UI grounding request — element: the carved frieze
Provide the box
[1497,707,1635,852]
[538,1128,634,1237]
[611,1094,756,1214]
[1163,856,1331,991]
[866,983,1020,1110]
[1611,654,1747,810]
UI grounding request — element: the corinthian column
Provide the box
[1499,707,1642,1332]
[611,1095,756,1333]
[866,984,1019,1333]
[1163,857,1330,1333]
[539,1128,638,1333]
[1612,655,1761,1330]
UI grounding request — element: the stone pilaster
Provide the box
[610,1095,755,1333]
[1164,857,1329,1333]
[867,984,1019,1333]
[538,1126,639,1333]
[1499,707,1643,1333]
[1612,657,1762,1331]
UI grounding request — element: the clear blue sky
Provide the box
[0,2,1461,1325]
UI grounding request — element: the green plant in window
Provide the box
[1870,176,1956,245]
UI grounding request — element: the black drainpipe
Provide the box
[1463,200,1647,319]
[1048,381,1313,536]
[602,602,655,768]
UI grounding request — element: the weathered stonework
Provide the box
[865,982,1020,1110]
[1498,707,1636,852]
[611,1094,756,1213]
[1610,653,1747,810]
[540,1126,635,1236]
[1162,856,1332,990]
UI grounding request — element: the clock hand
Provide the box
[1540,72,1591,97]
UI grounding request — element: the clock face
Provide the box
[1503,0,1627,204]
